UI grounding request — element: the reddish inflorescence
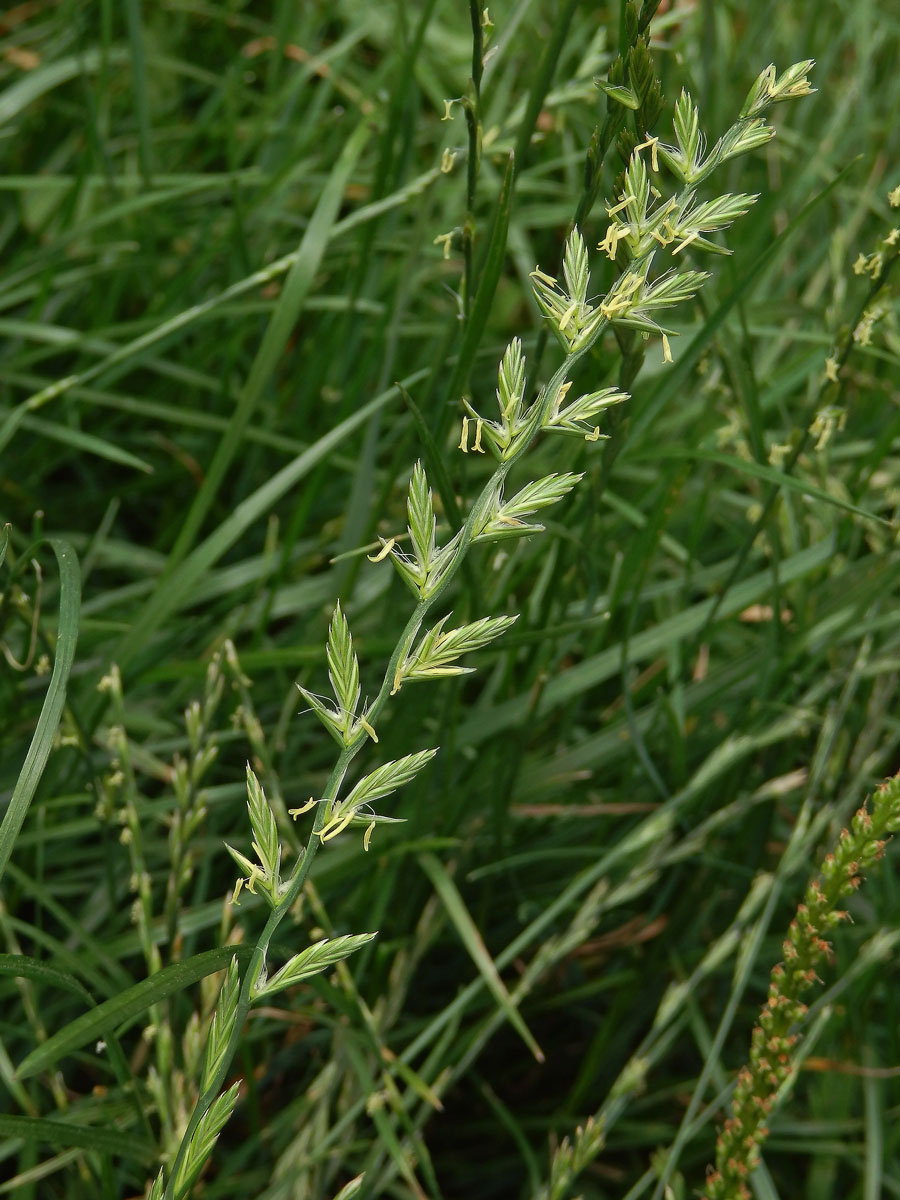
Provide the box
[703,773,900,1199]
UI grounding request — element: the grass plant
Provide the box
[2,2,900,1199]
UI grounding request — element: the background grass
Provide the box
[1,1,900,1197]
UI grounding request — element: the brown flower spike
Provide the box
[704,772,900,1199]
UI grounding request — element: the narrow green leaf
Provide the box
[108,376,416,676]
[419,853,544,1062]
[0,1114,153,1162]
[0,47,131,125]
[164,119,370,571]
[0,538,80,886]
[8,411,154,473]
[641,447,889,525]
[16,946,252,1080]
[456,539,835,746]
[0,955,93,1005]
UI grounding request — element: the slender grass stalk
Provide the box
[703,774,900,1199]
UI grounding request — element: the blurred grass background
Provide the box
[1,0,900,1197]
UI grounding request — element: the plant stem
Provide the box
[163,326,599,1198]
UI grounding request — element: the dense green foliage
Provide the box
[2,1,900,1197]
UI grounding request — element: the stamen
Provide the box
[367,537,396,563]
[607,194,635,216]
[672,230,701,256]
[558,302,578,332]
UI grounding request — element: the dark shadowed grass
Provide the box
[1,1,900,1198]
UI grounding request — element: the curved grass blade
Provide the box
[641,446,889,525]
[0,538,80,886]
[109,377,415,675]
[0,47,131,126]
[16,946,252,1080]
[0,955,93,1004]
[7,410,153,473]
[0,1114,153,1164]
[419,852,544,1062]
[166,118,370,569]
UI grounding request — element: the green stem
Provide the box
[162,323,600,1198]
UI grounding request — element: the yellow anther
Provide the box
[852,253,868,275]
[599,223,628,260]
[635,135,660,172]
[441,99,455,121]
[288,797,318,819]
[531,267,557,285]
[440,148,456,174]
[584,427,601,442]
[232,878,244,905]
[606,194,635,217]
[824,356,839,383]
[662,333,673,363]
[473,418,485,452]
[672,230,700,256]
[459,415,469,452]
[363,820,376,852]
[599,294,629,319]
[357,714,379,742]
[319,810,357,843]
[433,232,454,260]
[367,537,396,563]
[885,229,900,246]
[889,185,900,208]
[551,381,571,418]
[558,301,578,332]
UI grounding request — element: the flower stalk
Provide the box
[703,773,900,1200]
